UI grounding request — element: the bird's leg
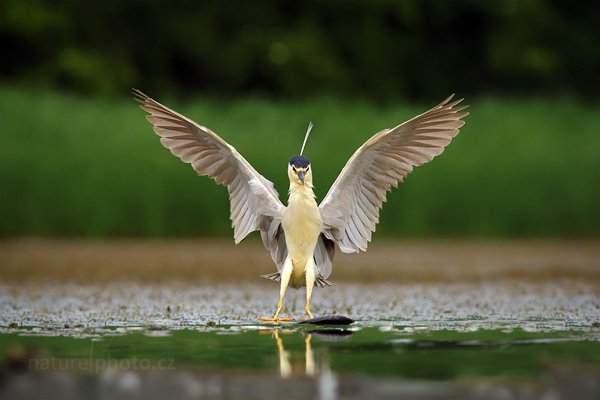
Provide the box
[259,258,293,322]
[274,259,293,320]
[304,258,316,319]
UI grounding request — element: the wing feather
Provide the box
[133,89,285,245]
[319,95,468,253]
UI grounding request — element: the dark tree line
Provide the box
[1,0,598,100]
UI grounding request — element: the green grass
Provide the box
[1,87,599,237]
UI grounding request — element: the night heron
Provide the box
[134,90,468,321]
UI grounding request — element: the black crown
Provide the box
[289,155,310,168]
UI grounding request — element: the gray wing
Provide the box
[313,234,335,282]
[134,90,285,249]
[319,94,468,253]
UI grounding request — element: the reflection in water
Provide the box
[272,328,355,378]
[273,329,313,377]
[2,327,598,400]
[272,328,353,400]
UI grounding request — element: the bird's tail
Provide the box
[315,275,333,287]
[260,272,281,282]
[260,272,332,288]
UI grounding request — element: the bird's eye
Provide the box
[306,166,310,172]
[292,166,297,173]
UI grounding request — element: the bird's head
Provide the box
[288,155,312,187]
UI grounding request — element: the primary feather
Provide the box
[133,89,284,245]
[319,94,469,253]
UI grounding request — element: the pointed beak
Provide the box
[298,171,305,185]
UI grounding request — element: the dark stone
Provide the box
[298,315,355,325]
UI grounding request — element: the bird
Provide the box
[133,90,468,322]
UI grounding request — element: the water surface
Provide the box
[1,282,599,399]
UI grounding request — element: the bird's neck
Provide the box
[288,182,316,206]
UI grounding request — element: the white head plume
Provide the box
[300,121,313,156]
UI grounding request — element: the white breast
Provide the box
[282,188,322,285]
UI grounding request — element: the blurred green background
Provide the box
[1,0,599,238]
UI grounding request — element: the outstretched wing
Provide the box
[133,89,285,244]
[319,95,468,253]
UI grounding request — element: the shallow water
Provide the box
[2,325,600,399]
[1,282,599,399]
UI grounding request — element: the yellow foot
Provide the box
[258,317,294,323]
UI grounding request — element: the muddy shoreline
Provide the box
[1,239,599,284]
